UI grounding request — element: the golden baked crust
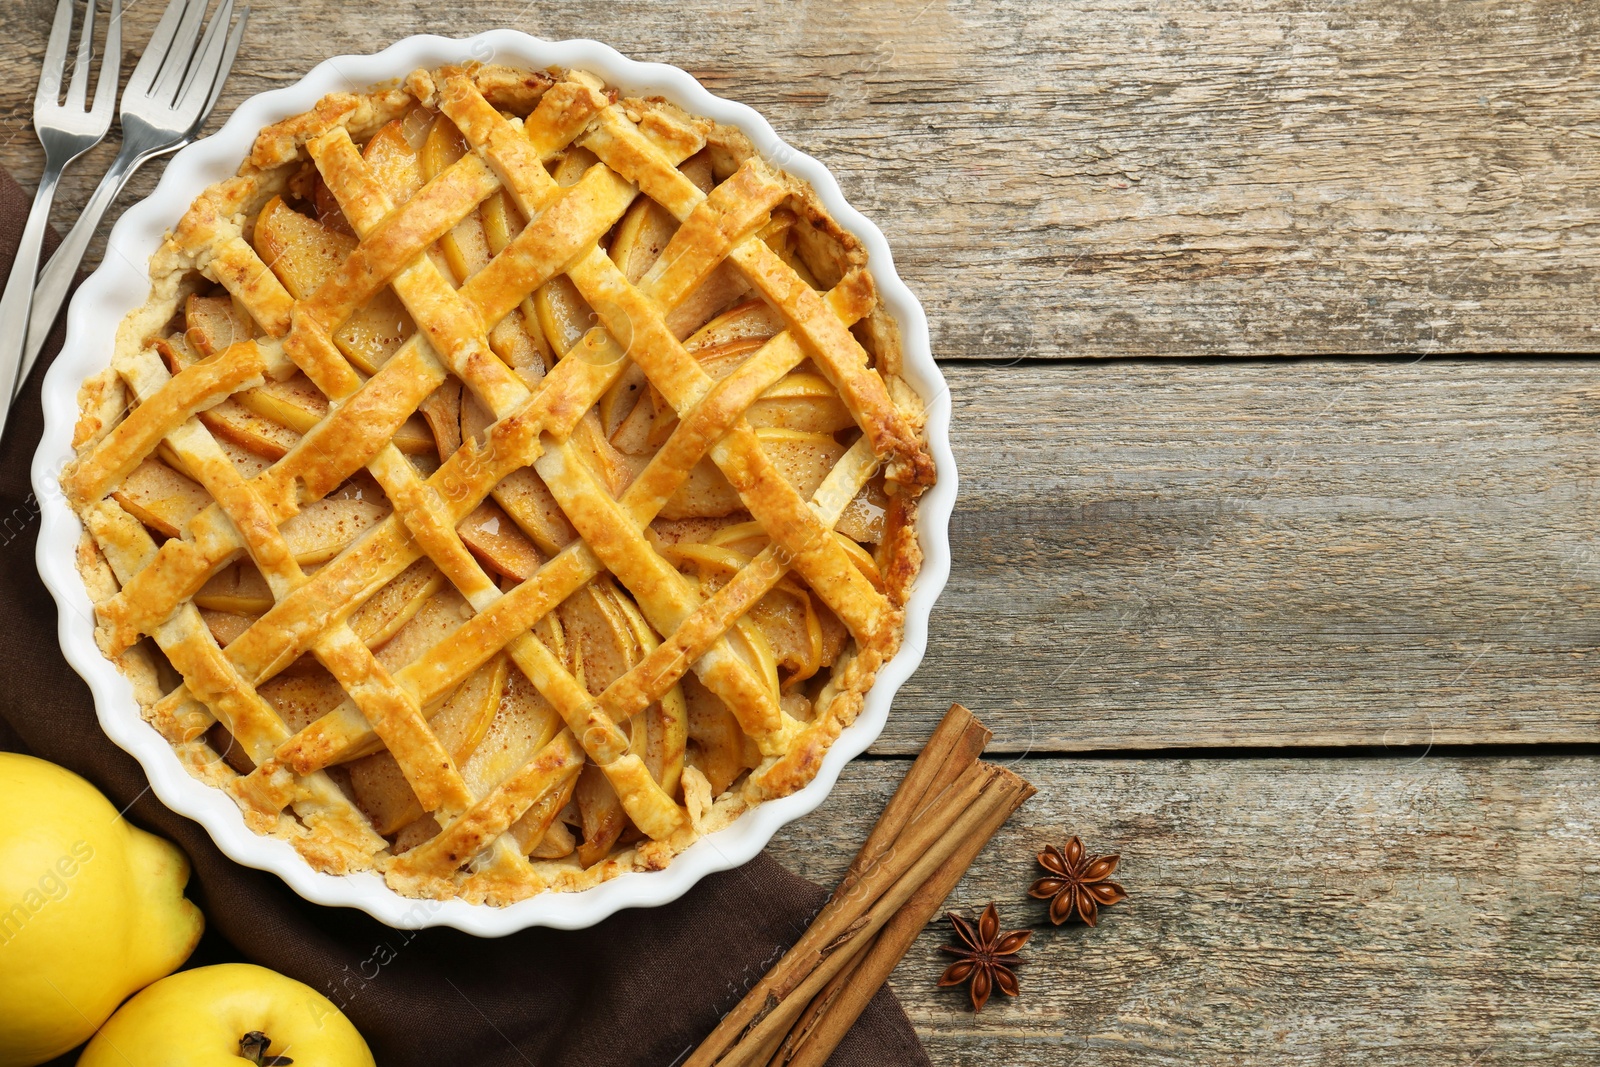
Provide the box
[64,62,934,904]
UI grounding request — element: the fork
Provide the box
[16,0,249,403]
[0,0,119,441]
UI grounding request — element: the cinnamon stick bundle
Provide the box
[687,704,1033,1067]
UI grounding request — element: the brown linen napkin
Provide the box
[0,165,931,1067]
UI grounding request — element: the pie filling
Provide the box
[64,62,934,904]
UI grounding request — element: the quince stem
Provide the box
[238,1031,295,1065]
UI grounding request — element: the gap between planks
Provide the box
[881,358,1600,755]
[768,755,1600,1066]
[2,0,1598,356]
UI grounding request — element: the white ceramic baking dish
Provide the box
[32,30,955,934]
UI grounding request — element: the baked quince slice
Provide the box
[345,655,509,834]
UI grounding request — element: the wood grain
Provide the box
[2,0,1598,356]
[767,755,1600,1065]
[0,3,1593,1059]
[883,358,1600,754]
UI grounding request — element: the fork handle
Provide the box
[0,160,66,441]
[18,142,163,399]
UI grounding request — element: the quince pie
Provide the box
[63,62,935,903]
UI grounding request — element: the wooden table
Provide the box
[4,1,1596,1061]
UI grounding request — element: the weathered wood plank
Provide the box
[766,756,1600,1065]
[880,359,1600,754]
[2,0,1598,356]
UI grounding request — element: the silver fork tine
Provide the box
[201,5,248,121]
[0,0,118,437]
[174,0,231,108]
[123,0,192,97]
[65,0,96,108]
[18,0,250,395]
[92,0,122,118]
[152,0,208,104]
[35,0,76,107]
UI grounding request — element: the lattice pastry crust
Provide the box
[64,63,934,904]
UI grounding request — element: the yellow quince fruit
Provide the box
[78,964,376,1067]
[0,753,202,1066]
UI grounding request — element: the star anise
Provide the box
[1029,836,1127,926]
[937,902,1030,1012]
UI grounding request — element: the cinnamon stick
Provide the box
[713,768,1023,1067]
[776,767,1036,1067]
[765,939,870,1067]
[829,703,990,905]
[687,706,992,1066]
[685,759,996,1067]
[685,706,1032,1067]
